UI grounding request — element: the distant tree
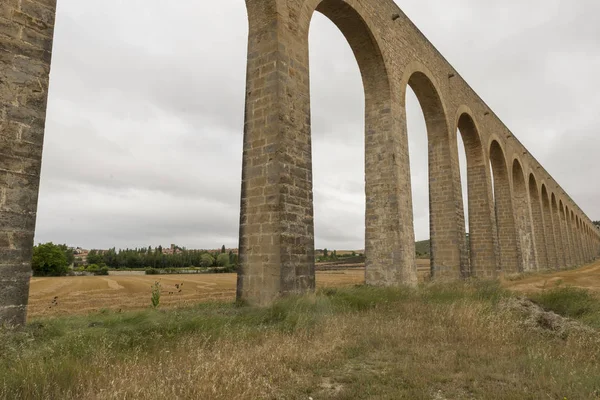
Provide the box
[216,253,230,267]
[32,242,69,277]
[86,249,103,265]
[221,245,226,254]
[229,251,238,266]
[323,248,328,258]
[593,221,600,228]
[56,244,75,266]
[200,253,215,268]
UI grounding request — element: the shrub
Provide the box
[32,242,69,277]
[86,264,99,274]
[216,253,230,267]
[200,254,215,268]
[150,281,161,308]
[145,268,160,275]
[530,286,600,327]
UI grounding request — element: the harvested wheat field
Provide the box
[28,259,600,319]
[27,269,366,318]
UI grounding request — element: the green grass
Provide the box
[530,286,600,328]
[1,282,600,399]
[415,239,430,257]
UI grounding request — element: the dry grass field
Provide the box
[3,260,599,399]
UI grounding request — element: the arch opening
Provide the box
[309,11,365,270]
[312,0,416,286]
[240,0,408,303]
[405,72,466,281]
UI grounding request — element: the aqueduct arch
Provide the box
[1,0,599,321]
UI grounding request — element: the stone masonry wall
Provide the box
[0,0,55,324]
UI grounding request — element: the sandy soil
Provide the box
[501,260,600,294]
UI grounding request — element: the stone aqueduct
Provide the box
[0,0,599,322]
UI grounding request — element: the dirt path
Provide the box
[501,260,600,294]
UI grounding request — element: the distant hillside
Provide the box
[415,239,430,258]
[315,240,432,261]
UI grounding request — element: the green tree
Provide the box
[57,244,75,266]
[221,245,226,254]
[200,253,215,268]
[32,242,69,277]
[216,253,230,267]
[86,250,103,265]
[323,248,328,258]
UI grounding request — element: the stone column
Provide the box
[458,116,498,278]
[0,0,56,325]
[237,1,316,305]
[561,207,574,268]
[512,163,537,272]
[541,189,557,270]
[573,216,585,265]
[528,179,548,270]
[551,198,565,269]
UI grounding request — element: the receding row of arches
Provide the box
[402,68,599,278]
[237,0,600,304]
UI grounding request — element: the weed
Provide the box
[151,281,161,309]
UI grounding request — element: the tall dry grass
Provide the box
[1,282,599,399]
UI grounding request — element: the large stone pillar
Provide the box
[512,161,537,272]
[528,178,548,270]
[489,142,519,274]
[0,0,56,325]
[561,206,574,268]
[237,1,316,305]
[458,115,498,278]
[551,197,565,269]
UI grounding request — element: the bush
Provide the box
[86,264,99,274]
[97,266,109,276]
[145,268,160,275]
[32,242,69,277]
[216,253,230,267]
[530,286,600,327]
[200,254,215,268]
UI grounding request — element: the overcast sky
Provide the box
[35,0,600,250]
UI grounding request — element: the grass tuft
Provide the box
[530,286,600,328]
